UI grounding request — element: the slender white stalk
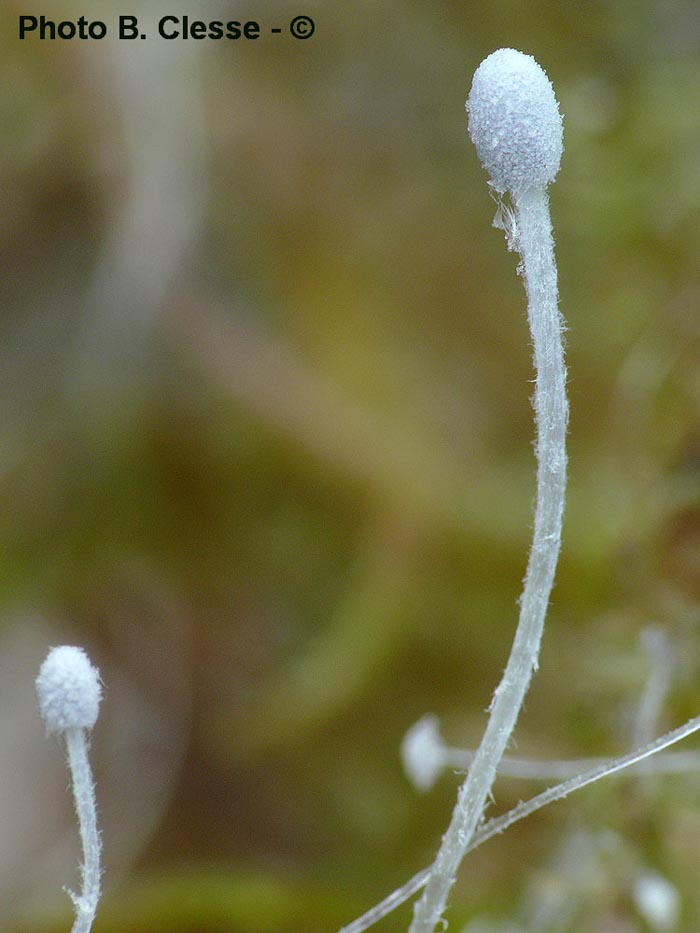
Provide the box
[402,713,700,789]
[340,714,700,933]
[36,646,103,933]
[447,748,700,781]
[409,50,566,932]
[65,727,102,933]
[339,867,430,933]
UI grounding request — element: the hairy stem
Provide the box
[409,186,567,933]
[65,727,101,933]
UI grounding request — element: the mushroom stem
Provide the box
[410,48,567,932]
[65,727,102,933]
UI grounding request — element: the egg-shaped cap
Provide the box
[36,645,102,733]
[467,48,563,194]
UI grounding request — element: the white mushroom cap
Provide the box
[467,48,563,194]
[36,645,102,733]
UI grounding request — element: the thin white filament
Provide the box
[443,746,700,781]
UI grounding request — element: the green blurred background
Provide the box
[3,0,700,930]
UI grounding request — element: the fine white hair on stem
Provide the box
[409,49,566,933]
[36,646,103,933]
[338,713,700,933]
